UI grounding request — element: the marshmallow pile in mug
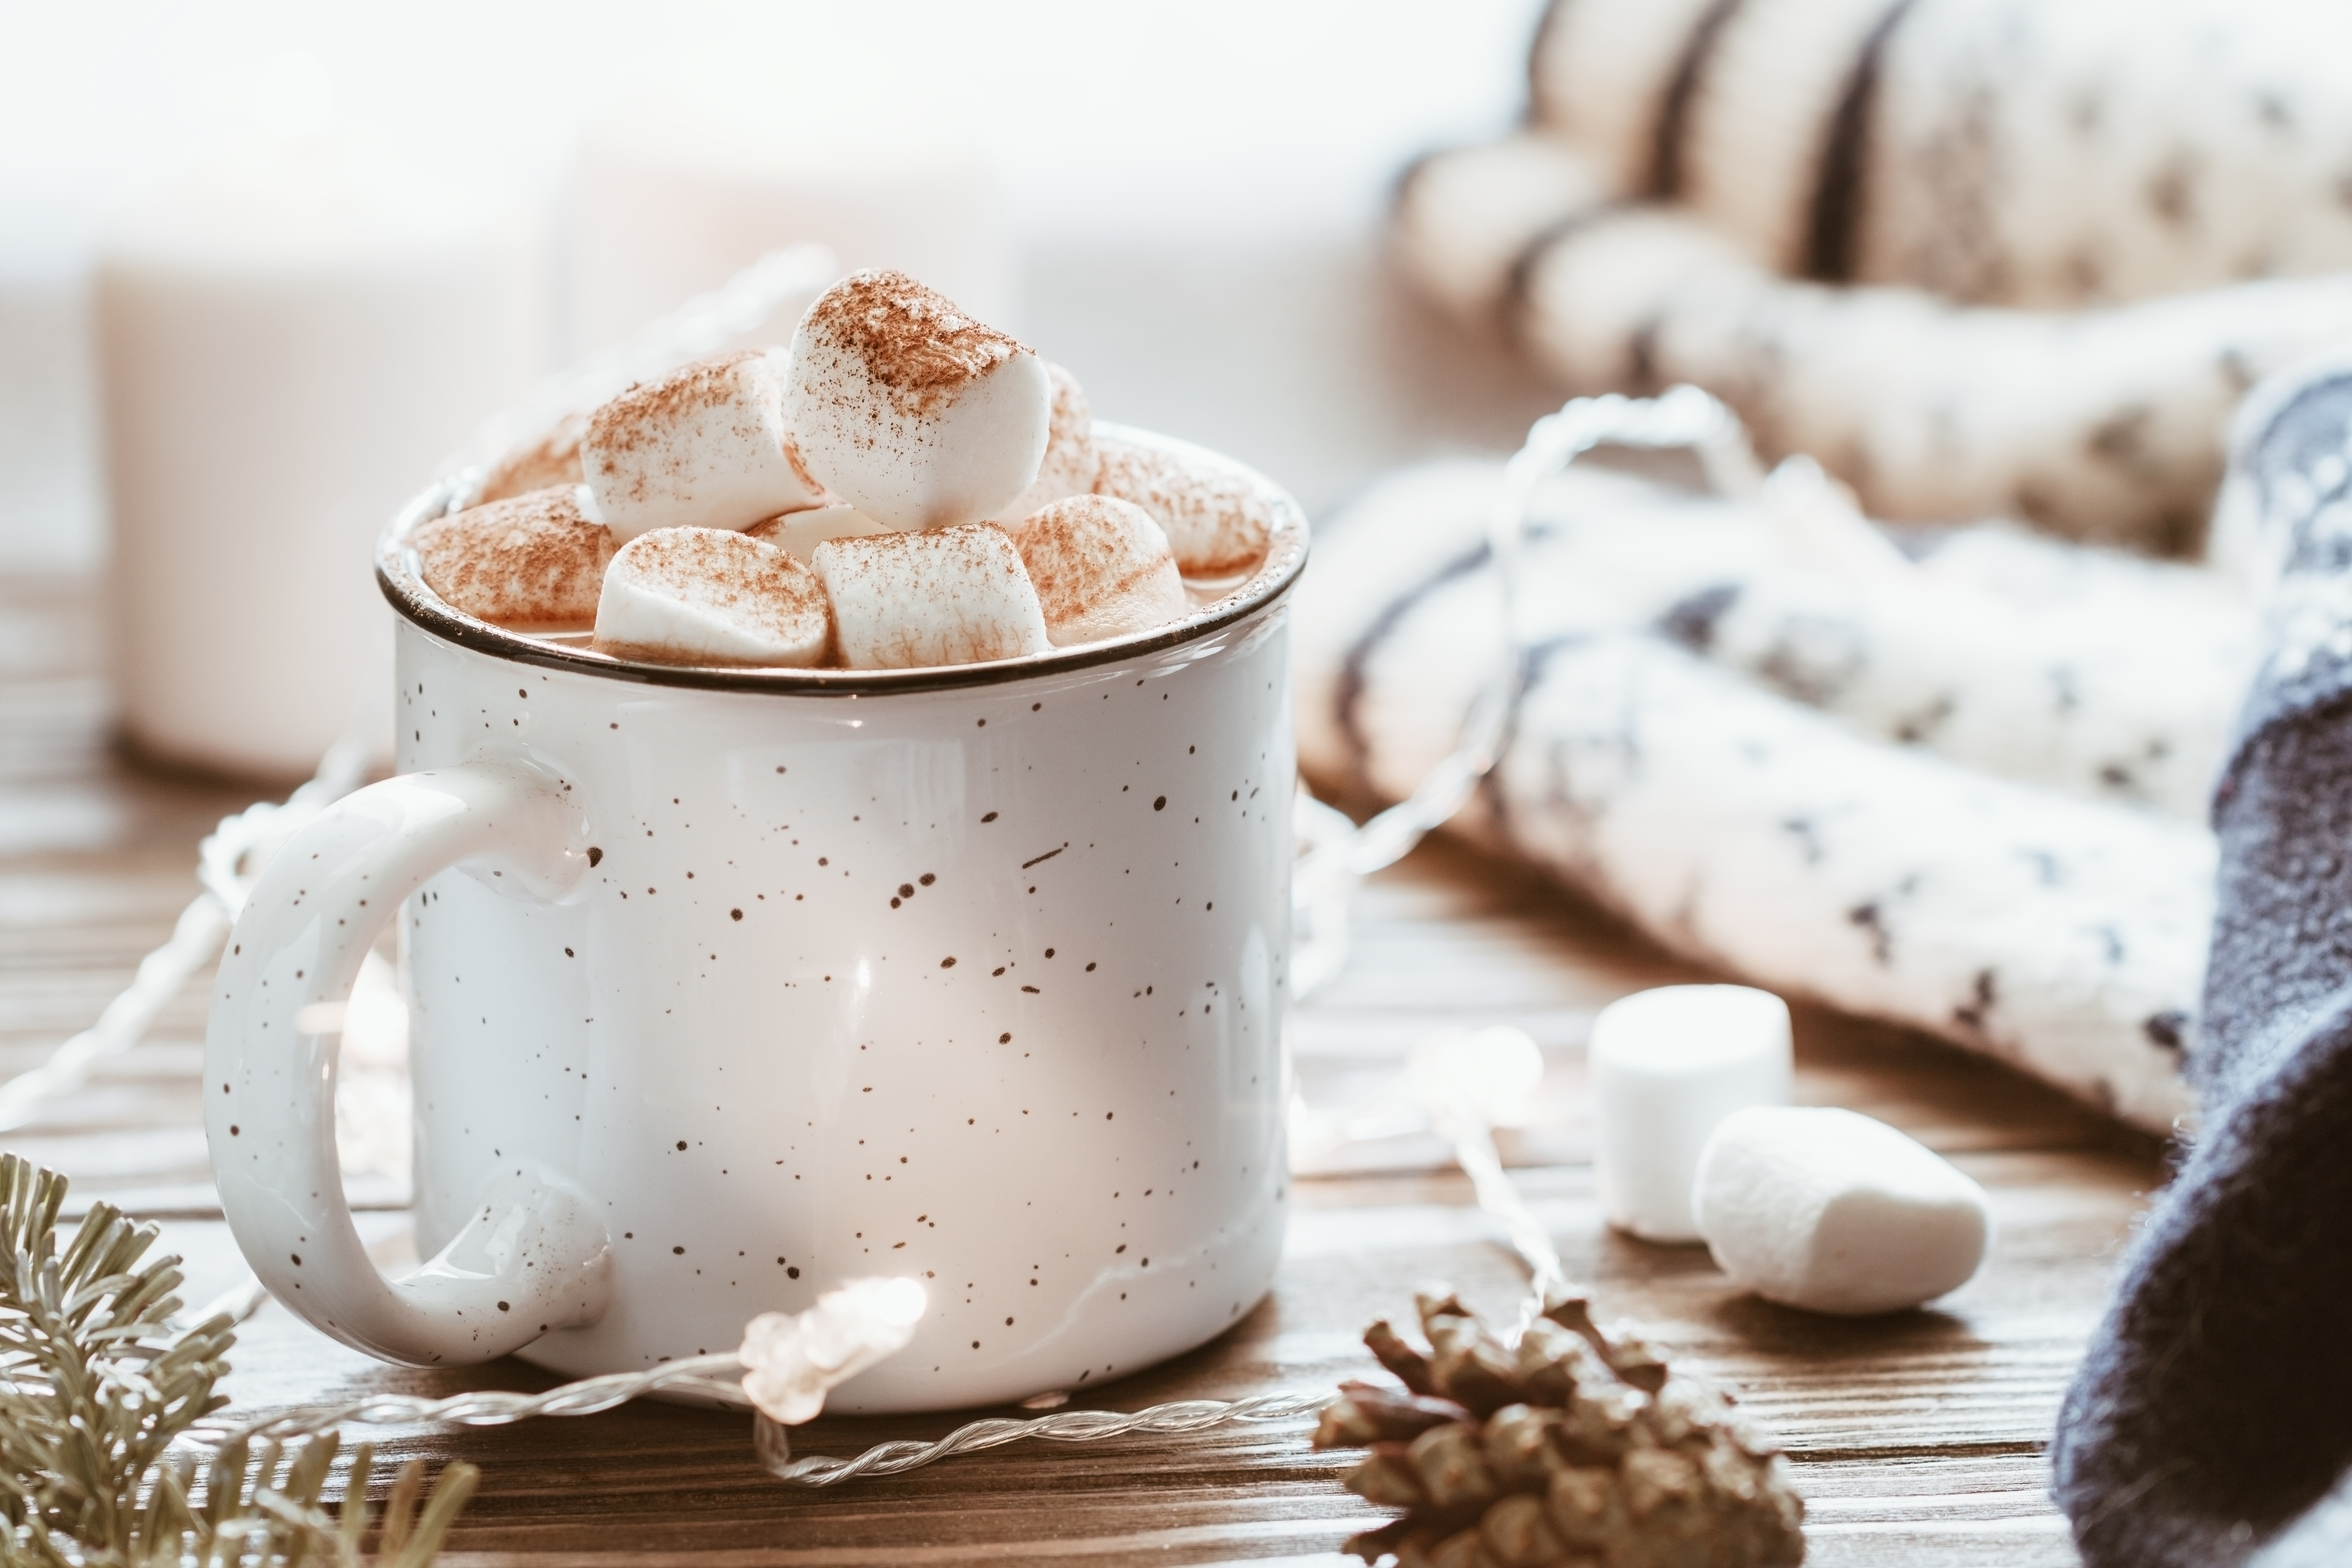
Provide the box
[411,270,1279,671]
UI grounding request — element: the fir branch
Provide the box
[0,1153,474,1566]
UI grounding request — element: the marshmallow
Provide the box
[479,411,589,506]
[1589,985,1793,1243]
[989,361,1098,523]
[784,270,1050,532]
[1005,495,1188,648]
[813,523,1050,670]
[582,350,822,542]
[746,502,896,565]
[594,526,832,667]
[1693,1107,1992,1316]
[412,486,615,631]
[1091,434,1275,579]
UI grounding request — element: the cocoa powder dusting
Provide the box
[780,430,833,499]
[811,270,1027,410]
[587,351,768,469]
[1009,495,1170,626]
[1093,437,1273,578]
[415,487,613,630]
[479,412,587,503]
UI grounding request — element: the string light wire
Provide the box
[212,386,1765,1481]
[28,260,1766,1483]
[1288,385,1763,999]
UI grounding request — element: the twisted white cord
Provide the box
[0,896,227,1134]
[742,1053,1569,1488]
[0,734,376,1134]
[734,1037,1581,1486]
[140,379,1749,1486]
[210,1353,750,1443]
[1289,386,1760,1000]
[753,1390,1340,1486]
[215,1359,1338,1491]
[209,1040,1552,1482]
[1433,1108,1569,1341]
[198,390,1741,1479]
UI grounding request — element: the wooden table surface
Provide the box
[0,570,2165,1566]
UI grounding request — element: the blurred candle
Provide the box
[568,99,1016,354]
[96,119,543,780]
[0,226,103,572]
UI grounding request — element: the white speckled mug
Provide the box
[204,426,1306,1411]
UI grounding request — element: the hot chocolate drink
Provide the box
[414,270,1278,671]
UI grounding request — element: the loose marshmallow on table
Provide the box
[814,523,1050,670]
[785,270,1050,531]
[1006,495,1188,648]
[582,350,822,541]
[989,361,1098,524]
[1694,1107,1992,1316]
[478,411,587,505]
[746,502,895,565]
[1092,434,1276,579]
[1589,985,1794,1243]
[594,526,832,667]
[412,485,615,630]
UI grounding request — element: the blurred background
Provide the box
[9,11,2350,1556]
[7,0,2330,1136]
[0,0,1557,579]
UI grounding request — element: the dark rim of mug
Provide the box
[376,422,1310,696]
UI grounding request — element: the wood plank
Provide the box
[0,571,2165,1565]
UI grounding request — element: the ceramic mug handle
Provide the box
[204,760,613,1366]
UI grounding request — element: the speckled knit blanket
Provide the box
[1293,362,2352,1557]
[1294,459,2245,1132]
[1393,0,2352,550]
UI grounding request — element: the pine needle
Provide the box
[0,1153,475,1565]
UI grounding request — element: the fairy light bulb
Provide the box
[1407,1025,1545,1129]
[738,1277,929,1425]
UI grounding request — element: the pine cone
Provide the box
[1314,1290,1806,1568]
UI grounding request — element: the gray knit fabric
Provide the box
[2054,366,2352,1563]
